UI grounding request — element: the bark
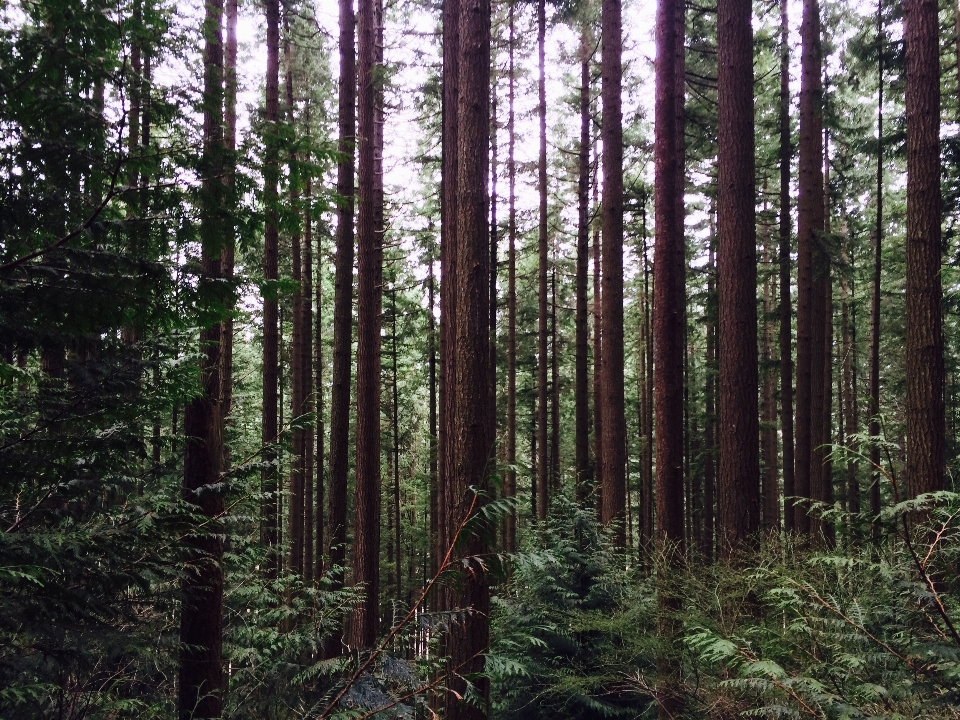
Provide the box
[221,0,236,438]
[654,0,685,714]
[702,234,715,559]
[717,0,760,554]
[795,0,825,538]
[762,236,780,533]
[350,0,383,649]
[904,0,944,498]
[327,0,355,634]
[179,0,224,714]
[445,0,493,712]
[504,2,517,551]
[654,0,684,551]
[778,0,795,533]
[592,142,603,512]
[536,0,549,521]
[601,0,627,548]
[869,2,882,543]
[303,169,315,583]
[285,24,304,577]
[575,26,591,503]
[551,267,560,490]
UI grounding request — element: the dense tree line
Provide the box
[3,0,960,716]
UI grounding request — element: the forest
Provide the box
[2,0,960,715]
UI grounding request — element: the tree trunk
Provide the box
[654,0,685,713]
[285,23,304,577]
[536,0,549,521]
[262,0,281,574]
[778,0,795,533]
[841,251,859,534]
[868,1,883,544]
[179,0,225,714]
[575,26,591,504]
[350,0,383,649]
[327,0,356,646]
[702,234,715,558]
[551,266,561,490]
[303,168,315,583]
[504,1,517,552]
[904,0,944,499]
[315,184,325,577]
[795,0,825,538]
[600,0,627,548]
[391,286,402,599]
[592,142,603,512]
[762,236,780,533]
[641,226,654,555]
[717,0,760,554]
[445,0,492,712]
[221,0,236,443]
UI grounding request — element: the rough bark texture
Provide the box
[869,2,882,541]
[350,0,383,649]
[575,28,591,503]
[778,0,795,533]
[795,0,825,538]
[654,0,684,552]
[327,0,355,643]
[444,0,492,713]
[261,0,280,575]
[536,0,549,521]
[285,26,304,577]
[702,235,715,559]
[179,0,224,714]
[601,0,626,548]
[504,2,517,551]
[904,0,944,498]
[654,0,685,715]
[717,0,760,554]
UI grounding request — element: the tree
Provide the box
[575,23,592,504]
[600,0,626,548]
[262,0,282,574]
[537,0,550,521]
[351,0,383,649]
[795,0,825,538]
[716,0,760,553]
[178,0,226,713]
[778,0,795,533]
[904,0,944,499]
[444,0,493,714]
[327,0,356,650]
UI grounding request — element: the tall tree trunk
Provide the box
[262,0,281,574]
[221,0,236,443]
[841,248,859,535]
[820,124,835,545]
[654,0,684,552]
[904,0,944,499]
[641,225,654,554]
[717,0,760,554]
[575,25,591,504]
[702,233,715,558]
[592,141,603,512]
[601,0,627,548]
[551,266,560,490]
[391,286,402,599]
[327,0,356,645]
[504,1,517,553]
[445,0,492,712]
[439,0,460,587]
[778,0,795,533]
[795,0,825,538]
[303,168,315,583]
[428,255,439,594]
[315,186,325,576]
[350,0,383,649]
[285,23,304,577]
[179,0,225,714]
[654,0,685,713]
[869,1,883,544]
[762,236,780,533]
[536,0,549,521]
